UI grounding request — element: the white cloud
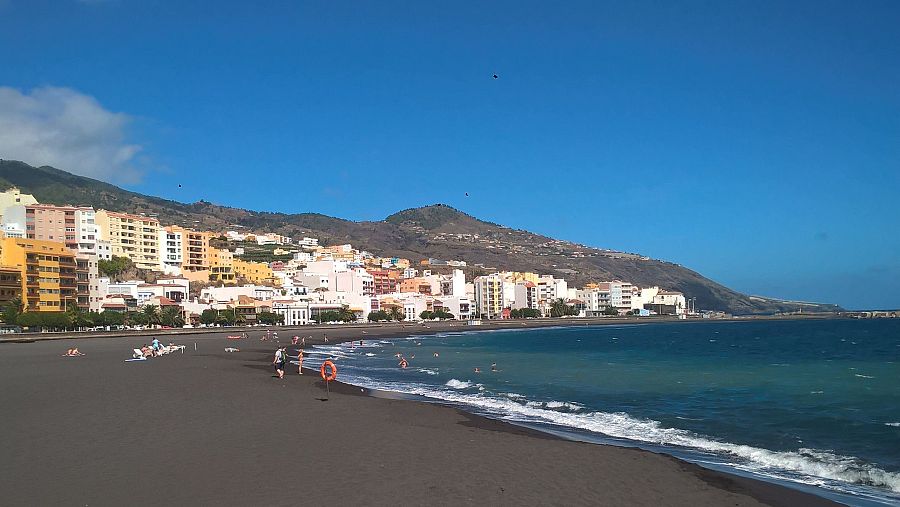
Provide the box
[0,86,146,184]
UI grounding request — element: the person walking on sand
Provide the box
[297,349,304,375]
[273,347,286,379]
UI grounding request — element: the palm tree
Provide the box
[142,305,161,327]
[160,306,182,327]
[388,306,404,322]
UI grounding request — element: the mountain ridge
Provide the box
[0,159,842,314]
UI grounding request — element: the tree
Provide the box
[160,306,184,327]
[67,307,94,329]
[388,307,404,322]
[368,310,390,322]
[96,311,125,327]
[142,305,161,327]
[217,309,237,326]
[419,310,434,320]
[2,297,23,325]
[126,311,149,327]
[200,309,218,326]
[603,305,619,316]
[257,311,283,325]
[98,256,133,279]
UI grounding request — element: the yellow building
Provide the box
[208,247,236,283]
[166,226,212,272]
[504,271,541,284]
[233,259,279,286]
[0,237,86,312]
[95,210,160,270]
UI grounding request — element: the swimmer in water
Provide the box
[433,352,439,357]
[491,363,498,372]
[474,367,481,373]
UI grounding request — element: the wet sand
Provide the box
[0,325,840,506]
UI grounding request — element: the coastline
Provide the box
[0,320,846,506]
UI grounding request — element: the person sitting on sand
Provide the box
[151,338,163,355]
[141,345,153,358]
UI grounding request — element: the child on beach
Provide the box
[297,349,304,375]
[273,348,286,379]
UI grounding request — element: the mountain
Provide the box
[0,159,842,314]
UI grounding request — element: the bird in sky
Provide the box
[492,74,499,79]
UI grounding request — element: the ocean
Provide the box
[303,319,900,506]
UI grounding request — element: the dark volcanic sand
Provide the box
[0,325,840,506]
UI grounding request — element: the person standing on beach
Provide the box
[297,349,304,375]
[273,348,286,379]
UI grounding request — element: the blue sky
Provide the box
[1,0,898,309]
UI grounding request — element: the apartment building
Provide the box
[473,273,504,319]
[0,237,87,312]
[209,247,236,283]
[0,187,37,221]
[168,226,211,272]
[0,266,22,307]
[233,259,278,286]
[367,269,400,295]
[95,210,160,270]
[159,227,183,273]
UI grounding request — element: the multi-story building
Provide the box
[0,237,87,312]
[209,247,236,283]
[76,253,101,311]
[367,269,400,295]
[159,228,184,273]
[95,210,160,270]
[0,266,22,307]
[167,226,211,273]
[474,273,504,319]
[0,187,37,221]
[233,259,278,286]
[513,281,539,310]
[2,204,100,256]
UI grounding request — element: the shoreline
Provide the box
[0,313,840,344]
[0,319,850,506]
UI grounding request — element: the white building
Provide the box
[159,228,183,274]
[513,281,539,310]
[200,285,279,303]
[271,298,311,326]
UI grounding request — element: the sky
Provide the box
[0,0,898,309]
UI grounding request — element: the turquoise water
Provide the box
[305,319,900,505]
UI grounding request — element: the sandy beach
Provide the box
[0,323,840,506]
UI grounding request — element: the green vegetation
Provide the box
[209,239,294,263]
[603,305,619,316]
[2,298,24,325]
[387,307,405,322]
[549,298,579,317]
[98,256,133,278]
[367,310,391,322]
[257,311,284,325]
[509,308,542,319]
[9,308,127,331]
[314,306,357,323]
[419,309,454,320]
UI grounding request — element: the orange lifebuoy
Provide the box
[320,360,337,381]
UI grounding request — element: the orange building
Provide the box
[0,237,87,312]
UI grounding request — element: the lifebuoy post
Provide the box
[320,360,337,400]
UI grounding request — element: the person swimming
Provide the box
[473,367,481,373]
[399,358,408,369]
[491,363,498,372]
[433,352,439,357]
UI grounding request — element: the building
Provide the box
[76,253,101,312]
[167,226,211,273]
[233,259,278,286]
[513,281,539,310]
[367,269,400,295]
[2,204,101,257]
[0,237,87,312]
[271,298,311,326]
[399,277,433,295]
[0,187,37,220]
[159,227,183,273]
[473,273,504,319]
[95,210,160,270]
[0,266,22,307]
[208,247,236,283]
